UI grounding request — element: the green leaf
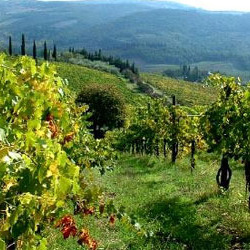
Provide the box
[56,177,72,198]
[0,239,6,250]
[0,163,7,179]
[9,206,23,226]
[37,238,47,250]
[0,129,6,142]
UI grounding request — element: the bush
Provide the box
[60,52,121,76]
[76,84,126,138]
[137,81,154,95]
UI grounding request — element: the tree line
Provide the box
[67,47,147,92]
[6,35,140,80]
[74,48,139,76]
[8,34,57,61]
[6,34,148,96]
[163,65,209,83]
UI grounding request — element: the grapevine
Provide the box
[0,54,116,248]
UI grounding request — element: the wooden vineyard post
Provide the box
[191,139,195,172]
[140,138,143,155]
[155,139,159,157]
[132,142,135,154]
[171,95,178,163]
[163,138,167,158]
[216,155,232,190]
[136,140,139,154]
[245,160,250,209]
[142,137,146,155]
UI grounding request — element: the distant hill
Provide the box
[87,9,250,66]
[1,0,250,80]
[80,0,195,9]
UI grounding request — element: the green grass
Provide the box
[55,62,142,104]
[141,64,182,73]
[142,73,217,106]
[46,153,250,249]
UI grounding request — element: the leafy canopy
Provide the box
[76,84,126,138]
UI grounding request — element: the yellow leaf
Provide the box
[47,161,59,177]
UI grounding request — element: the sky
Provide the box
[169,0,250,11]
[40,0,250,12]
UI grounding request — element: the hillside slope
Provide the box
[89,9,250,66]
[141,73,217,106]
[54,60,217,106]
[55,62,142,104]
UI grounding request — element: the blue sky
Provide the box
[40,0,250,12]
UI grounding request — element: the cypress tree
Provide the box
[134,67,139,75]
[48,49,51,61]
[131,62,136,73]
[8,36,12,56]
[21,34,26,55]
[109,56,114,64]
[80,48,88,57]
[44,41,48,61]
[125,59,130,69]
[182,65,188,77]
[98,49,102,60]
[94,51,98,60]
[33,40,37,60]
[52,44,57,61]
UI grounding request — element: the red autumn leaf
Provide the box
[78,229,98,250]
[63,132,75,144]
[78,229,91,245]
[46,113,54,121]
[83,206,95,216]
[109,215,115,225]
[56,215,77,239]
[89,239,98,250]
[49,120,58,138]
[46,113,59,138]
[62,225,77,239]
[57,215,74,227]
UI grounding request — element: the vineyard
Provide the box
[55,62,142,104]
[141,73,217,106]
[112,74,250,193]
[0,54,250,249]
[0,55,129,249]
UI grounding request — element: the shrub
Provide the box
[76,84,126,138]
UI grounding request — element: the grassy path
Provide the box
[102,154,250,249]
[47,154,250,249]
